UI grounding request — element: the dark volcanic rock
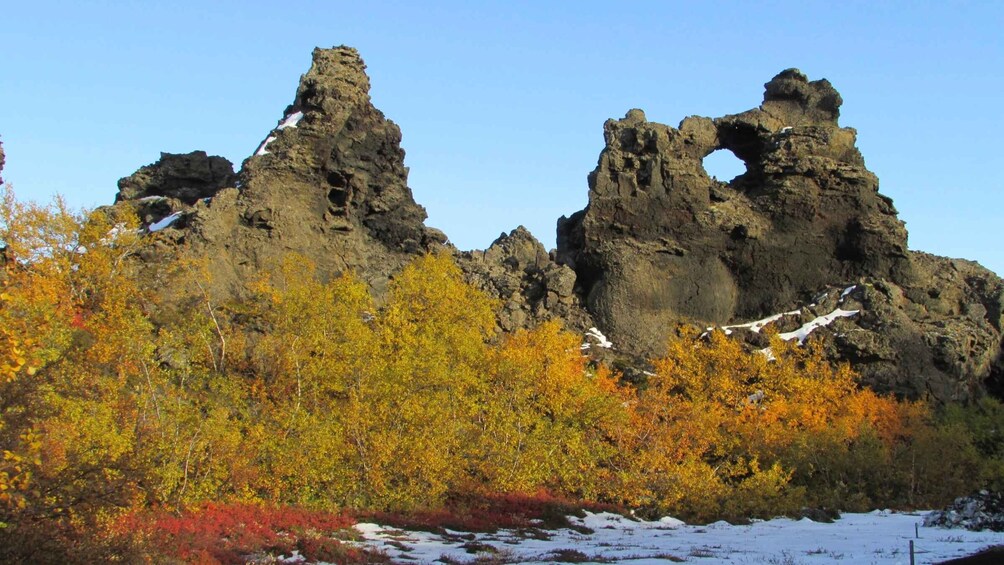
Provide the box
[556,68,1004,401]
[114,151,236,229]
[459,226,592,333]
[114,46,444,298]
[235,47,432,254]
[558,69,911,359]
[832,255,1004,401]
[721,272,1004,402]
[116,151,236,205]
[105,51,1003,402]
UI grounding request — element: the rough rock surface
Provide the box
[558,70,911,358]
[105,52,1003,402]
[113,47,445,298]
[834,254,1004,401]
[459,226,593,333]
[116,151,236,204]
[557,69,1002,401]
[713,269,1003,401]
[113,151,236,229]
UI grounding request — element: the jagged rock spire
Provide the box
[113,46,444,297]
[237,46,432,252]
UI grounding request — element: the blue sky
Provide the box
[3,1,1002,274]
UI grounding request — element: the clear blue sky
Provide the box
[3,1,1002,274]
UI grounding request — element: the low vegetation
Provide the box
[2,189,1002,562]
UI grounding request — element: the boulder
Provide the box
[925,491,1004,532]
[116,151,236,204]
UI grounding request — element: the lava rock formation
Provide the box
[103,48,1004,402]
[112,47,446,298]
[557,70,911,357]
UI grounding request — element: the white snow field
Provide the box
[352,510,1002,564]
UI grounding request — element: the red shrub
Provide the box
[358,490,625,533]
[114,502,374,564]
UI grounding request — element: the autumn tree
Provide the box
[0,188,155,547]
[472,321,627,498]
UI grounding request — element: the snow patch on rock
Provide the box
[581,327,613,350]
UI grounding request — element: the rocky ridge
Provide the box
[457,226,592,334]
[102,48,1002,402]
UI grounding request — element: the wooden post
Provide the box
[915,523,919,538]
[909,540,915,565]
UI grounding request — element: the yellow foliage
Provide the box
[474,321,627,497]
[0,184,992,538]
[0,189,153,525]
[347,252,496,509]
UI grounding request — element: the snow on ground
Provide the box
[255,134,278,156]
[277,110,304,130]
[353,510,1002,564]
[709,284,862,343]
[839,285,857,302]
[254,110,304,155]
[100,222,133,244]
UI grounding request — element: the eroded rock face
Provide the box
[836,254,1004,401]
[558,69,912,358]
[116,151,236,204]
[717,265,1004,402]
[113,151,236,228]
[235,47,434,257]
[556,69,1003,401]
[459,226,592,333]
[114,47,444,297]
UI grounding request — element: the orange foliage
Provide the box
[606,327,980,520]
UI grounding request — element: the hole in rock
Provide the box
[328,187,349,208]
[702,149,746,183]
[327,171,350,189]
